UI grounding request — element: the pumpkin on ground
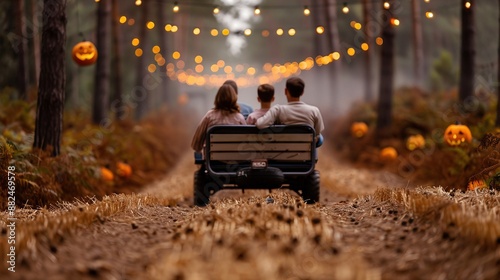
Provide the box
[350,122,368,138]
[467,179,487,191]
[380,147,398,161]
[100,167,114,181]
[116,161,132,178]
[72,41,98,66]
[406,134,426,151]
[444,124,472,146]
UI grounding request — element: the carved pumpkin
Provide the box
[100,167,114,181]
[350,122,368,138]
[444,124,472,146]
[116,161,132,178]
[467,179,487,191]
[72,41,98,66]
[406,134,425,151]
[380,147,398,161]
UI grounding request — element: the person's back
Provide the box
[247,83,275,125]
[191,84,246,153]
[256,77,324,141]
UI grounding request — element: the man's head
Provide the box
[223,80,238,95]
[285,77,305,98]
[257,84,275,103]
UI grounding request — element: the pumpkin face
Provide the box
[116,161,132,178]
[100,167,114,181]
[444,124,472,146]
[380,147,398,161]
[406,134,425,151]
[72,41,98,66]
[350,122,368,138]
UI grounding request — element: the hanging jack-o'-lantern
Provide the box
[350,122,368,138]
[72,41,98,66]
[444,124,472,146]
[406,134,426,151]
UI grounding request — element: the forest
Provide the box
[0,0,499,279]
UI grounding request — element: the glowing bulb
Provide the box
[135,48,143,57]
[95,0,100,2]
[383,2,390,9]
[376,37,383,45]
[222,29,230,36]
[254,6,260,15]
[172,51,180,59]
[262,30,270,37]
[173,1,179,13]
[152,45,160,54]
[119,16,127,24]
[391,18,400,26]
[276,28,284,36]
[304,6,310,16]
[316,26,324,34]
[244,29,252,36]
[193,28,200,35]
[288,28,296,36]
[424,0,430,2]
[194,55,203,63]
[213,7,220,14]
[135,0,141,6]
[426,11,434,18]
[211,29,218,36]
[347,48,355,56]
[131,38,139,46]
[361,43,369,51]
[146,21,155,29]
[342,3,349,14]
[465,2,471,8]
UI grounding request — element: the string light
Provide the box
[316,26,324,34]
[244,29,252,36]
[146,21,155,29]
[465,2,471,9]
[391,18,400,26]
[383,2,390,9]
[288,28,296,36]
[173,1,179,13]
[135,0,141,6]
[119,16,127,24]
[213,7,220,14]
[424,0,430,2]
[361,43,369,51]
[303,6,310,16]
[193,28,200,35]
[276,28,284,36]
[342,2,349,14]
[254,6,261,15]
[95,0,100,2]
[425,11,434,18]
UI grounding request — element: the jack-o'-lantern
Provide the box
[350,122,368,138]
[72,41,98,66]
[380,147,398,161]
[444,124,472,146]
[100,167,114,181]
[116,161,132,178]
[406,134,425,151]
[467,179,487,191]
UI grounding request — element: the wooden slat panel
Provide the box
[210,133,313,143]
[210,152,311,161]
[210,143,311,152]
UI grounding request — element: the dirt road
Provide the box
[4,145,499,279]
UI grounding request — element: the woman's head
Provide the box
[214,84,240,113]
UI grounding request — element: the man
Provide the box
[223,80,253,119]
[256,77,324,147]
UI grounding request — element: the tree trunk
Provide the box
[15,0,29,100]
[411,0,424,88]
[33,0,67,157]
[92,0,112,125]
[376,0,396,136]
[362,0,374,102]
[135,0,149,121]
[459,0,475,103]
[157,1,171,107]
[32,0,41,88]
[323,0,341,109]
[496,0,500,127]
[111,0,125,120]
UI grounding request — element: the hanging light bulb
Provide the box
[254,6,261,15]
[135,0,142,6]
[303,6,310,16]
[465,2,471,9]
[213,6,220,14]
[173,1,179,13]
[390,18,400,26]
[342,2,349,14]
[424,0,430,2]
[425,10,434,18]
[383,2,390,9]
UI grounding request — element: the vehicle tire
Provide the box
[194,169,210,207]
[302,170,320,204]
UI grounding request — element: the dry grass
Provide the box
[373,187,500,246]
[0,193,183,266]
[146,192,380,280]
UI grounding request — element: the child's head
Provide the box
[257,84,274,103]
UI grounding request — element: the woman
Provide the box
[191,84,246,153]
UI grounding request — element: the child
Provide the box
[246,83,275,125]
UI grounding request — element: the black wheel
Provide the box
[194,169,210,207]
[302,170,320,204]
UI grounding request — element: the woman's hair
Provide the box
[214,84,240,113]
